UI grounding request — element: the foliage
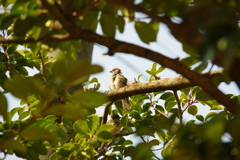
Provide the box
[0,0,240,160]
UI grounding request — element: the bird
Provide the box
[109,68,132,111]
[99,114,121,150]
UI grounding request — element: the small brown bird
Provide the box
[99,114,121,150]
[109,68,132,111]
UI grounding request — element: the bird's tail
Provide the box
[122,98,131,111]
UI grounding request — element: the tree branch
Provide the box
[102,101,115,125]
[173,90,182,124]
[106,70,218,98]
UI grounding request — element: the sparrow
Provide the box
[99,114,121,150]
[109,68,132,111]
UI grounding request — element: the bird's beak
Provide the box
[110,71,112,73]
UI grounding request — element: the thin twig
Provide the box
[173,90,182,124]
[115,132,136,137]
[38,51,49,83]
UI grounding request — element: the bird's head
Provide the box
[110,68,122,75]
[111,114,121,121]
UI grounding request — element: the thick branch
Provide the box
[105,70,237,112]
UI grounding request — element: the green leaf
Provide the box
[100,13,116,37]
[135,21,158,44]
[143,103,151,112]
[156,66,165,74]
[18,111,29,120]
[188,105,198,115]
[160,92,173,100]
[52,59,103,86]
[8,107,21,121]
[164,97,176,112]
[31,141,48,155]
[77,11,98,31]
[196,114,204,122]
[191,86,201,97]
[70,90,108,108]
[0,138,27,153]
[0,92,8,121]
[14,17,37,37]
[157,129,166,141]
[45,124,67,138]
[196,90,213,101]
[161,144,172,158]
[137,74,142,82]
[0,14,16,29]
[186,120,195,126]
[20,127,54,141]
[205,112,217,121]
[97,131,113,142]
[203,100,224,110]
[89,77,98,84]
[96,124,115,135]
[49,152,63,160]
[155,105,165,114]
[166,102,177,112]
[117,16,125,33]
[88,114,99,136]
[121,114,128,127]
[130,111,141,120]
[45,103,87,120]
[151,63,157,75]
[44,115,58,121]
[145,70,151,75]
[73,120,89,138]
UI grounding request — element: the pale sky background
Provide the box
[1,20,240,160]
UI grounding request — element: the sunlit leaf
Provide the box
[156,67,165,75]
[97,131,113,142]
[205,112,217,121]
[49,152,63,160]
[73,120,89,138]
[151,63,157,75]
[18,111,29,120]
[188,105,198,115]
[96,124,115,135]
[88,114,99,136]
